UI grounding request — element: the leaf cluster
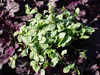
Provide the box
[13,4,95,74]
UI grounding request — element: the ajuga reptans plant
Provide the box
[10,3,95,75]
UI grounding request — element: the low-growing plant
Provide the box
[11,2,95,75]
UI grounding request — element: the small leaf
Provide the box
[50,57,59,67]
[80,35,90,39]
[39,55,44,62]
[84,26,95,35]
[61,49,67,57]
[43,10,49,15]
[80,28,86,36]
[14,31,19,36]
[13,54,17,59]
[41,69,45,75]
[58,36,72,47]
[18,48,22,51]
[39,37,46,43]
[43,61,49,69]
[22,35,31,45]
[80,50,87,59]
[59,32,66,39]
[18,35,22,42]
[34,66,41,73]
[56,14,63,20]
[25,4,37,15]
[21,49,28,57]
[30,61,37,66]
[63,63,75,73]
[45,24,55,31]
[75,8,80,14]
[39,43,49,49]
[35,13,42,19]
[30,50,39,62]
[10,60,16,69]
[30,61,40,73]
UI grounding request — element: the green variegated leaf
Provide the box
[61,49,67,57]
[50,57,59,67]
[22,35,31,45]
[75,8,80,14]
[63,63,75,73]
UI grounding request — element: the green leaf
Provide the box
[21,49,28,57]
[75,8,80,14]
[80,28,86,36]
[72,23,81,29]
[25,4,37,15]
[35,13,42,20]
[43,10,49,15]
[50,57,59,67]
[84,26,95,35]
[39,37,46,43]
[63,63,75,73]
[13,54,17,59]
[73,68,80,75]
[80,50,87,59]
[41,69,45,75]
[39,43,49,49]
[9,54,17,69]
[58,36,72,47]
[39,55,44,62]
[56,14,63,20]
[30,61,37,66]
[14,31,19,36]
[18,48,22,51]
[10,60,16,69]
[43,61,49,69]
[30,50,39,62]
[22,35,31,45]
[80,35,90,39]
[61,49,67,57]
[45,24,55,31]
[61,6,65,11]
[50,30,57,37]
[59,32,66,39]
[30,61,40,73]
[65,10,70,16]
[18,35,22,42]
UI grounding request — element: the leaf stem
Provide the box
[11,28,17,43]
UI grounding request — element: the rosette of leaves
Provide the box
[12,3,95,74]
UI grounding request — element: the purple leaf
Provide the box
[80,0,89,5]
[5,0,19,17]
[5,47,15,56]
[15,43,19,49]
[0,47,3,54]
[0,54,10,64]
[21,15,33,21]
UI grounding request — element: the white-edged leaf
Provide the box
[18,35,22,42]
[22,35,31,45]
[14,31,19,36]
[39,55,44,62]
[59,32,66,39]
[39,43,49,49]
[50,57,59,67]
[61,49,67,57]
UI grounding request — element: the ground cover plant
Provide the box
[12,3,95,74]
[0,0,100,75]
